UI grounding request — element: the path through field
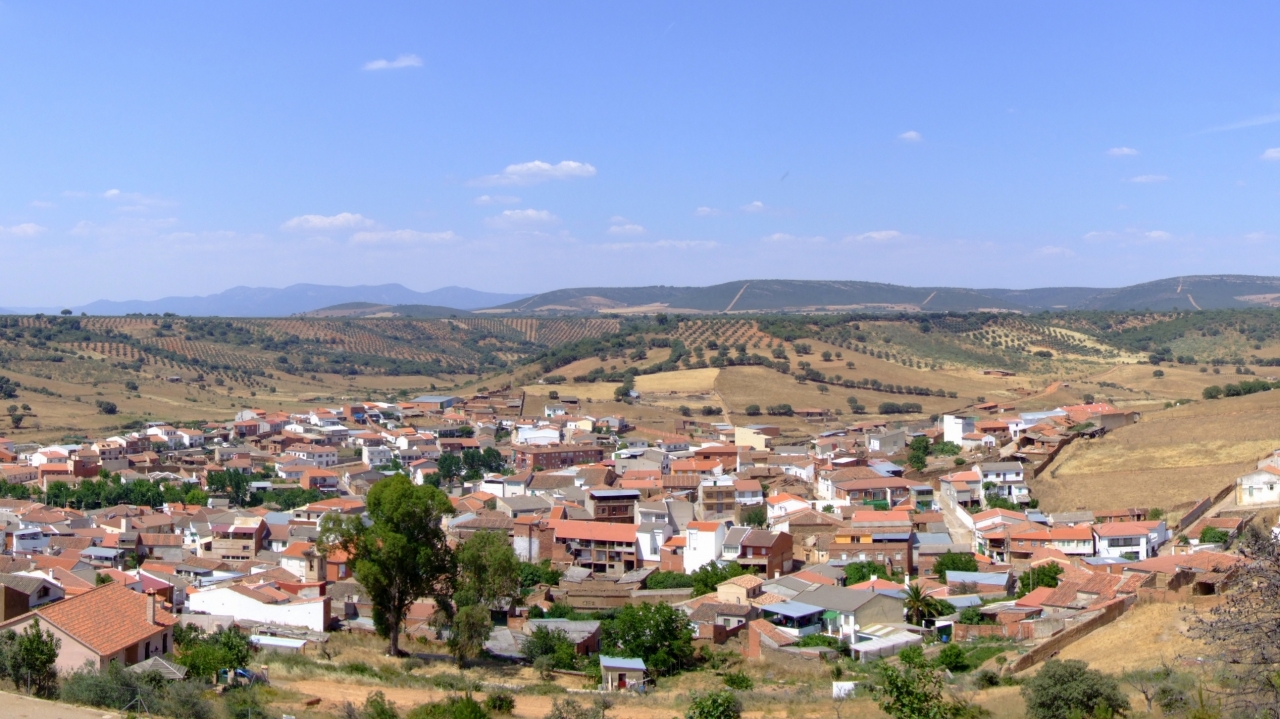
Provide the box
[0,692,115,719]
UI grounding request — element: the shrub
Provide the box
[364,691,400,719]
[722,670,754,690]
[406,696,490,719]
[1199,526,1230,545]
[686,690,742,719]
[223,686,268,719]
[971,668,1001,689]
[483,692,516,714]
[1021,659,1130,719]
[936,644,968,672]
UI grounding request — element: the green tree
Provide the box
[744,404,761,416]
[184,488,209,506]
[436,453,463,486]
[1198,526,1230,545]
[870,646,963,719]
[644,571,695,590]
[521,626,578,670]
[455,530,521,610]
[844,561,887,584]
[691,561,752,597]
[321,474,455,656]
[362,690,400,719]
[741,506,766,528]
[174,627,253,681]
[1021,660,1130,719]
[1017,563,1064,598]
[447,604,493,668]
[1202,385,1223,400]
[902,583,954,625]
[686,690,742,719]
[931,551,978,581]
[518,560,562,589]
[7,618,60,697]
[600,602,694,677]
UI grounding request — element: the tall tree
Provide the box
[447,604,493,668]
[901,583,954,626]
[455,530,521,611]
[321,474,455,656]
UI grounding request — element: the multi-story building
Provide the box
[584,488,639,523]
[512,444,605,470]
[287,444,338,468]
[209,517,265,562]
[697,477,736,520]
[552,520,639,576]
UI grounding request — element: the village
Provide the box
[0,380,1264,718]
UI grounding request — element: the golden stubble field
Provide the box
[1035,389,1280,512]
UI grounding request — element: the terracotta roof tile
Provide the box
[32,582,175,656]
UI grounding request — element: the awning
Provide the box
[821,610,840,620]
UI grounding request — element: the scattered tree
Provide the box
[321,475,455,656]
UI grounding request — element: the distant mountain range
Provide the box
[6,275,1280,317]
[1,284,529,317]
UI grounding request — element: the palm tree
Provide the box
[902,583,953,625]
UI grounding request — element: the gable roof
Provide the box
[30,581,176,656]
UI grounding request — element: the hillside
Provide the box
[486,275,1280,315]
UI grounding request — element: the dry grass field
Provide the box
[1050,601,1209,674]
[1035,389,1280,511]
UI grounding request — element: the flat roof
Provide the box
[599,655,646,671]
[760,600,824,618]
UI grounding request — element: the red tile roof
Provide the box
[552,519,637,543]
[33,581,176,656]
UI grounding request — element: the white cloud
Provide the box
[470,160,597,186]
[846,230,904,243]
[898,130,922,142]
[608,223,645,236]
[741,201,766,213]
[350,229,457,244]
[473,195,521,206]
[101,188,171,211]
[1107,147,1139,156]
[694,206,721,217]
[29,200,55,209]
[363,54,423,71]
[281,213,374,231]
[1262,148,1280,161]
[1144,230,1172,240]
[484,209,559,228]
[1128,175,1169,183]
[0,223,48,237]
[762,233,826,244]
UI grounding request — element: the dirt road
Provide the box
[0,692,115,719]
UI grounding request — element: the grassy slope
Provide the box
[1035,388,1280,512]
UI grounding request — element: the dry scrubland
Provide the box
[1050,602,1208,674]
[1036,388,1280,511]
[0,357,460,445]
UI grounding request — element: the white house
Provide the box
[1236,466,1280,506]
[974,462,1029,505]
[683,521,727,574]
[942,415,976,445]
[515,426,561,446]
[766,494,810,521]
[362,445,394,468]
[174,430,205,448]
[186,583,330,632]
[1093,521,1163,559]
[635,523,672,565]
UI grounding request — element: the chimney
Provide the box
[146,589,156,625]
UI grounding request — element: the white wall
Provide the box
[187,587,329,632]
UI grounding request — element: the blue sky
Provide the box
[2,2,1280,306]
